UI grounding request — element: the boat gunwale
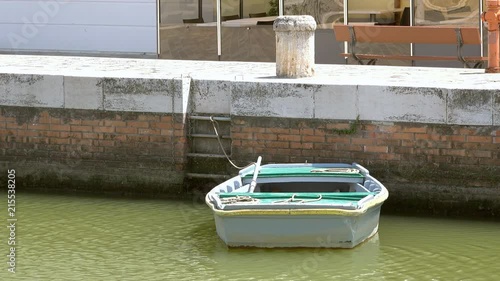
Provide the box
[206,163,388,217]
[205,190,388,217]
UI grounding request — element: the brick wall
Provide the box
[0,106,187,194]
[231,117,500,188]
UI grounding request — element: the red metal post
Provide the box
[482,0,500,73]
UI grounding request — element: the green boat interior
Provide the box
[243,166,364,179]
[219,192,376,205]
[254,182,353,193]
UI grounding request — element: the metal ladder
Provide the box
[186,115,233,182]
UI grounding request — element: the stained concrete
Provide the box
[0,54,499,125]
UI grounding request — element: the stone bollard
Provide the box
[273,15,317,78]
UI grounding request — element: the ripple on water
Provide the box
[2,193,500,280]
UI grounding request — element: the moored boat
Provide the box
[205,157,389,248]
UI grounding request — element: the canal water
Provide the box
[2,192,499,280]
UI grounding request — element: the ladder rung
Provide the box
[186,173,230,179]
[189,133,230,139]
[189,116,231,122]
[187,153,227,158]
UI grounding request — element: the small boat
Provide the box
[205,157,389,248]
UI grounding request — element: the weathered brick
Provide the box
[30,137,49,144]
[290,142,313,149]
[301,149,321,156]
[313,143,335,150]
[255,133,277,141]
[450,135,466,142]
[336,144,363,152]
[39,131,60,138]
[66,119,82,125]
[290,156,314,163]
[17,130,39,137]
[160,116,172,122]
[37,116,51,124]
[0,115,16,123]
[393,132,415,140]
[266,128,289,134]
[467,136,492,143]
[174,123,185,130]
[160,129,173,136]
[82,120,102,126]
[302,135,324,143]
[401,126,427,133]
[150,122,173,130]
[277,148,301,156]
[116,127,137,134]
[415,148,440,155]
[314,129,327,137]
[50,124,71,131]
[138,128,161,135]
[79,145,103,153]
[113,134,128,142]
[325,136,350,144]
[351,138,376,145]
[103,120,126,127]
[49,116,62,124]
[136,115,158,122]
[127,121,149,128]
[71,139,93,146]
[265,141,289,148]
[28,123,50,130]
[376,153,400,161]
[149,135,171,143]
[6,123,27,129]
[441,149,466,157]
[174,130,185,137]
[60,132,82,139]
[240,140,262,147]
[50,138,71,145]
[94,126,115,133]
[457,128,477,135]
[71,125,92,132]
[364,145,388,153]
[93,153,115,160]
[376,139,400,146]
[299,128,315,136]
[242,127,265,133]
[277,135,301,142]
[232,132,253,140]
[49,151,70,158]
[94,140,115,147]
[326,123,351,130]
[128,135,149,142]
[377,125,401,133]
[468,150,492,158]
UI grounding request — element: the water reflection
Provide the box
[2,192,499,280]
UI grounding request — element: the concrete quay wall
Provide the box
[0,55,498,216]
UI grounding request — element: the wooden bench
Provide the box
[333,25,487,68]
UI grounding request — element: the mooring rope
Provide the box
[210,116,253,170]
[220,195,260,204]
[272,194,323,204]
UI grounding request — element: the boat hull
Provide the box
[213,204,382,248]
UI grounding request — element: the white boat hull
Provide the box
[205,161,388,248]
[213,205,382,248]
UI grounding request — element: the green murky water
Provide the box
[2,192,499,280]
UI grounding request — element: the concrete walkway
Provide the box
[0,54,498,127]
[0,54,498,89]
